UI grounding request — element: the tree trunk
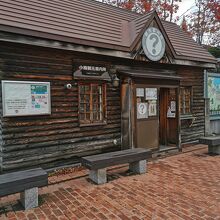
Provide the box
[197,1,202,45]
[170,0,174,22]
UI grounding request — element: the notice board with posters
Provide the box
[2,81,51,117]
[205,72,220,118]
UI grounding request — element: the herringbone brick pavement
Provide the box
[0,145,220,220]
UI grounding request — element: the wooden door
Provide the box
[135,86,159,150]
[167,88,178,144]
[159,88,178,146]
[159,88,169,145]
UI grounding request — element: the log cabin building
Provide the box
[0,0,217,173]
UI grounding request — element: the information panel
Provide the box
[2,81,51,117]
[207,74,220,116]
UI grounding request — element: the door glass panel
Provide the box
[136,87,158,119]
[136,88,148,119]
[145,88,158,118]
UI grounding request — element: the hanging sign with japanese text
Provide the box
[73,61,111,81]
[76,65,107,76]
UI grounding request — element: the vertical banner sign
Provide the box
[2,81,51,117]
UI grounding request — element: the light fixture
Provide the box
[112,74,120,87]
[109,67,120,88]
[64,83,72,89]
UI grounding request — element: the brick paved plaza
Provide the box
[0,145,220,220]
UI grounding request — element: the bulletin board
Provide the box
[2,81,51,117]
[205,72,220,118]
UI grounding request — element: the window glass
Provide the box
[79,83,106,125]
[180,87,192,115]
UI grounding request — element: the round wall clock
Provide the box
[142,27,165,61]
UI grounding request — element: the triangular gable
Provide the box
[129,10,177,62]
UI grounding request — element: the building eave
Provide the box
[0,31,216,69]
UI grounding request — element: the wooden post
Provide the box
[0,153,2,173]
[204,98,211,136]
[176,87,182,151]
[121,77,134,149]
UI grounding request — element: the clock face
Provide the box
[142,27,165,61]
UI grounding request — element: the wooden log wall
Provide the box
[178,67,205,144]
[0,43,121,173]
[0,82,2,173]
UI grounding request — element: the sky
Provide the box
[97,0,197,23]
[176,0,196,21]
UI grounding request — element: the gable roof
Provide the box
[162,21,216,63]
[130,10,176,59]
[0,0,216,63]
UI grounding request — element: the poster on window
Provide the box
[148,101,157,116]
[137,103,148,119]
[2,81,51,117]
[170,101,176,112]
[145,88,157,100]
[136,88,144,97]
[167,106,176,118]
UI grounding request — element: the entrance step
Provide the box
[152,146,179,158]
[159,145,178,152]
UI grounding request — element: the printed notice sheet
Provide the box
[2,81,51,116]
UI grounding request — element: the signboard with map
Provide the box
[2,81,51,117]
[206,73,220,117]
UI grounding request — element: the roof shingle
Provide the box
[0,0,216,63]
